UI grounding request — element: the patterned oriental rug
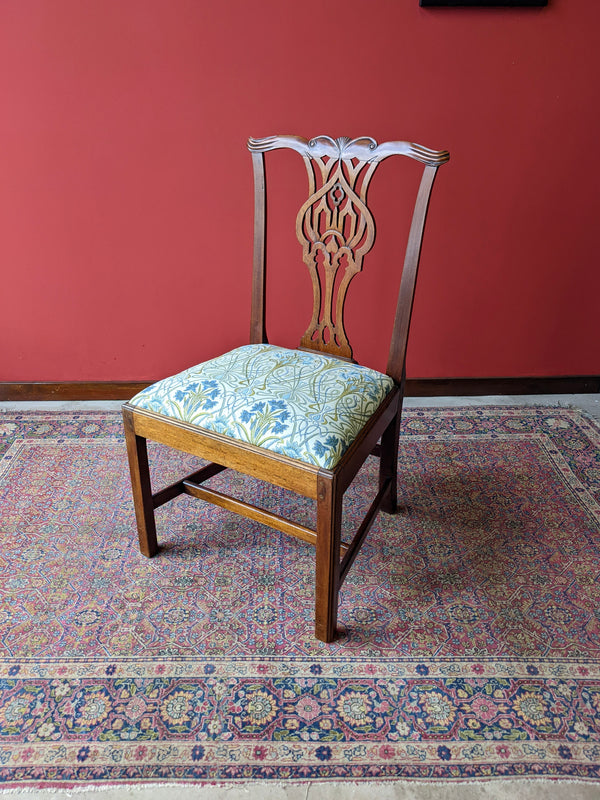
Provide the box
[0,407,600,789]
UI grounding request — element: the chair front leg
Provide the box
[315,473,343,643]
[123,410,159,557]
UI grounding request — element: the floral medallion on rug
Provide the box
[0,406,599,788]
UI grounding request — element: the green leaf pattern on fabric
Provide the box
[129,344,394,469]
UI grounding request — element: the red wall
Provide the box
[1,0,599,382]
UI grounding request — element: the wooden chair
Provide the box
[122,134,449,643]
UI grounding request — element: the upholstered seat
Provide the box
[129,344,394,469]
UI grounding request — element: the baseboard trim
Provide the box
[406,375,600,397]
[0,382,151,401]
[1,376,598,402]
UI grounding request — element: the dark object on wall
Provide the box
[420,1,547,6]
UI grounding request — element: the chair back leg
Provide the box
[379,404,402,515]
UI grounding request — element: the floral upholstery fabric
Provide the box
[129,344,394,470]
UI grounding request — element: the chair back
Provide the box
[248,135,449,382]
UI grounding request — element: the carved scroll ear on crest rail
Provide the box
[247,135,449,366]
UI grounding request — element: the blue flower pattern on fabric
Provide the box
[129,344,394,469]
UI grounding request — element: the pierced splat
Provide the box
[296,137,379,360]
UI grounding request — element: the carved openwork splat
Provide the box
[296,136,379,360]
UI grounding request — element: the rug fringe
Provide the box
[2,778,600,798]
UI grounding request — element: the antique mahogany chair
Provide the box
[122,134,449,642]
